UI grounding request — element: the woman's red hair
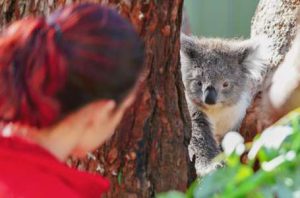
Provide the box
[0,3,144,127]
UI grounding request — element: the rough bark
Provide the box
[266,21,300,120]
[181,7,192,35]
[240,0,300,140]
[0,0,194,197]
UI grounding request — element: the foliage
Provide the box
[158,108,300,198]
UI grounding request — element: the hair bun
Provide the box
[0,17,67,127]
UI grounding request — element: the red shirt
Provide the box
[0,136,109,198]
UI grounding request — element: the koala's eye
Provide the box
[223,81,229,88]
[197,81,202,87]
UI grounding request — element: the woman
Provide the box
[0,3,144,197]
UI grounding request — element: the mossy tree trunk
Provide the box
[0,0,195,197]
[240,0,300,141]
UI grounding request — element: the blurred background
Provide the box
[184,0,260,38]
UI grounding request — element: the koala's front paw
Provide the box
[214,161,225,169]
[196,161,225,177]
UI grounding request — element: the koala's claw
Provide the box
[196,161,225,177]
[214,161,225,169]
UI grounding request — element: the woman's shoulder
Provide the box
[0,136,109,198]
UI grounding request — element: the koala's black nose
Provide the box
[204,86,217,105]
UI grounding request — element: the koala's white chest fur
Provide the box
[202,92,251,139]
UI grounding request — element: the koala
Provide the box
[180,34,268,176]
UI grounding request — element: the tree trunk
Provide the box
[0,0,194,197]
[240,0,300,141]
[266,21,300,120]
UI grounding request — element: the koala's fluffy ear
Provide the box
[237,37,271,82]
[180,34,199,59]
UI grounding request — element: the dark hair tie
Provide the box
[48,23,63,43]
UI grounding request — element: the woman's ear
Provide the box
[97,100,117,116]
[121,92,136,109]
[69,99,118,157]
[117,87,138,112]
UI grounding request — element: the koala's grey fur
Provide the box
[180,34,268,176]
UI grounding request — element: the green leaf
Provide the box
[234,165,253,183]
[194,167,237,197]
[156,191,186,198]
[186,179,201,198]
[117,171,122,185]
[159,108,300,198]
[275,182,293,198]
